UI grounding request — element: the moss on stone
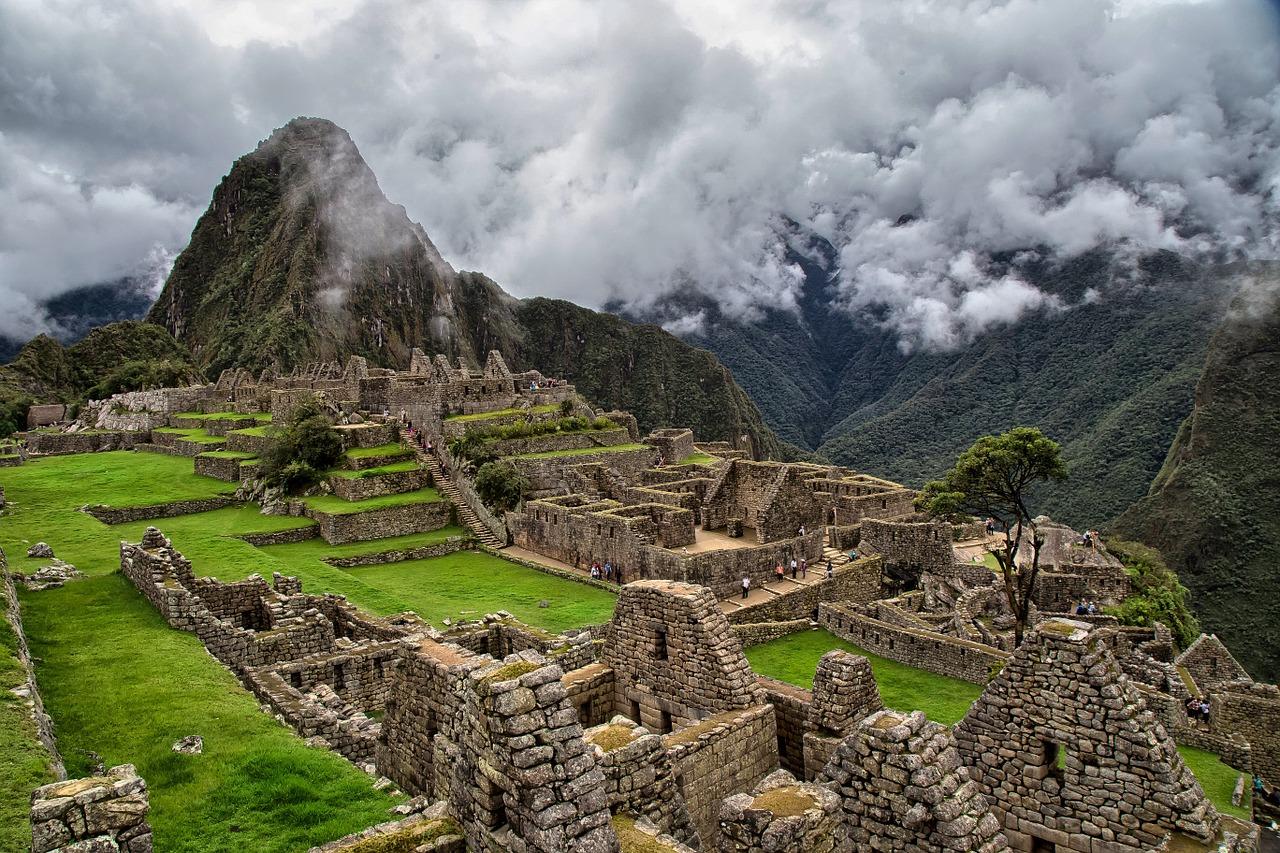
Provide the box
[751,786,817,817]
[480,661,541,684]
[611,814,681,853]
[588,724,637,753]
[335,817,461,853]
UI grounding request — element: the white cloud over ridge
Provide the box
[0,0,1277,350]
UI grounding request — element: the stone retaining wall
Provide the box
[25,430,142,455]
[483,427,632,457]
[724,555,883,625]
[818,602,1009,684]
[509,446,655,492]
[732,619,812,646]
[225,430,276,456]
[756,676,812,777]
[236,525,319,546]
[30,764,152,853]
[194,453,252,481]
[85,496,238,525]
[328,467,431,502]
[663,704,778,846]
[322,537,470,567]
[563,663,616,728]
[2,551,64,779]
[308,500,452,545]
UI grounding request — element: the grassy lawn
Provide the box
[152,427,227,445]
[445,404,558,423]
[0,453,236,577]
[227,425,275,438]
[744,628,983,725]
[509,443,649,460]
[345,443,411,460]
[302,488,442,515]
[1179,745,1250,820]
[678,452,718,465]
[328,460,422,479]
[175,412,271,422]
[335,551,616,631]
[199,450,257,460]
[1,582,57,852]
[20,575,400,853]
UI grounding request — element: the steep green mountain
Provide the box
[148,118,781,455]
[671,244,1222,527]
[1114,266,1280,681]
[0,321,201,433]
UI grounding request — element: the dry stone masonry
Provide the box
[30,765,152,853]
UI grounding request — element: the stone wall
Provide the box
[30,764,152,853]
[25,430,143,455]
[323,537,469,568]
[307,500,451,545]
[85,496,238,525]
[702,461,826,543]
[1215,681,1280,782]
[509,446,655,493]
[586,718,697,846]
[723,555,883,625]
[601,581,762,731]
[563,663,617,728]
[328,467,431,502]
[731,619,812,647]
[859,518,954,594]
[645,428,696,464]
[236,525,319,546]
[756,676,811,777]
[224,429,277,456]
[819,602,1010,684]
[953,618,1222,852]
[663,704,778,847]
[484,427,633,458]
[718,769,840,853]
[1176,634,1253,694]
[2,551,63,779]
[194,452,251,481]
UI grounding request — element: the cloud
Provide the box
[0,0,1277,349]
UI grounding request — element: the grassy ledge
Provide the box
[508,443,649,460]
[302,488,443,515]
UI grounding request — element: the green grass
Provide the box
[259,526,467,563]
[508,443,649,460]
[0,453,237,577]
[328,460,422,479]
[19,575,400,852]
[1,583,57,852]
[175,412,271,422]
[335,551,616,631]
[444,404,558,423]
[199,451,257,460]
[344,443,411,459]
[152,427,226,445]
[744,629,983,725]
[302,488,442,515]
[1179,745,1251,820]
[678,452,718,465]
[227,425,275,438]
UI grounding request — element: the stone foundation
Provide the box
[30,765,152,853]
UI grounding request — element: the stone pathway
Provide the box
[719,540,852,614]
[401,430,505,549]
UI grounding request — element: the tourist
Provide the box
[741,576,751,599]
[615,566,624,584]
[985,517,995,535]
[825,559,834,579]
[1083,530,1093,548]
[1186,697,1200,720]
[798,524,806,537]
[799,557,807,579]
[426,439,434,454]
[604,560,613,581]
[1198,700,1210,723]
[1076,602,1088,616]
[1086,601,1097,616]
[789,558,798,579]
[590,564,600,580]
[774,562,785,583]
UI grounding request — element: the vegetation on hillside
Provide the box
[1105,540,1199,650]
[1114,266,1280,680]
[474,461,528,511]
[0,321,202,436]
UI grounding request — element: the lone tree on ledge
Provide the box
[915,427,1067,646]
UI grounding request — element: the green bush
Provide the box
[559,399,574,417]
[474,462,528,511]
[1106,540,1200,650]
[260,396,343,490]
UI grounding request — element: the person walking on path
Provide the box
[775,562,785,584]
[825,559,834,580]
[800,558,808,579]
[790,557,798,579]
[741,576,751,599]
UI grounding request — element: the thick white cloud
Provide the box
[0,0,1277,348]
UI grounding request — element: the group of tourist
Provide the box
[739,557,835,599]
[1186,697,1212,725]
[1074,600,1099,616]
[401,418,448,477]
[588,560,625,584]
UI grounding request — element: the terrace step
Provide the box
[401,429,505,549]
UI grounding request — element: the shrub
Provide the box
[1105,540,1200,650]
[559,399,574,417]
[259,396,343,490]
[474,462,528,511]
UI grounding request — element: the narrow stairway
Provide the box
[400,429,505,549]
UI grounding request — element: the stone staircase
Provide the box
[401,430,505,549]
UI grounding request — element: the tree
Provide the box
[1105,540,1200,650]
[915,427,1067,646]
[260,396,344,490]
[474,461,528,512]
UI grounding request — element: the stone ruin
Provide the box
[30,764,152,853]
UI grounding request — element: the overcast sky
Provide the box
[1,0,1278,348]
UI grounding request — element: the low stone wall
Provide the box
[328,467,431,502]
[308,500,452,545]
[30,764,152,853]
[725,556,883,625]
[818,602,1010,684]
[663,704,778,846]
[323,537,470,567]
[335,422,399,449]
[194,453,252,481]
[132,442,183,456]
[757,676,812,777]
[732,619,812,646]
[2,551,64,779]
[85,496,238,525]
[25,430,142,455]
[224,430,276,456]
[509,446,655,492]
[563,662,616,728]
[236,525,319,546]
[484,427,632,457]
[681,530,827,600]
